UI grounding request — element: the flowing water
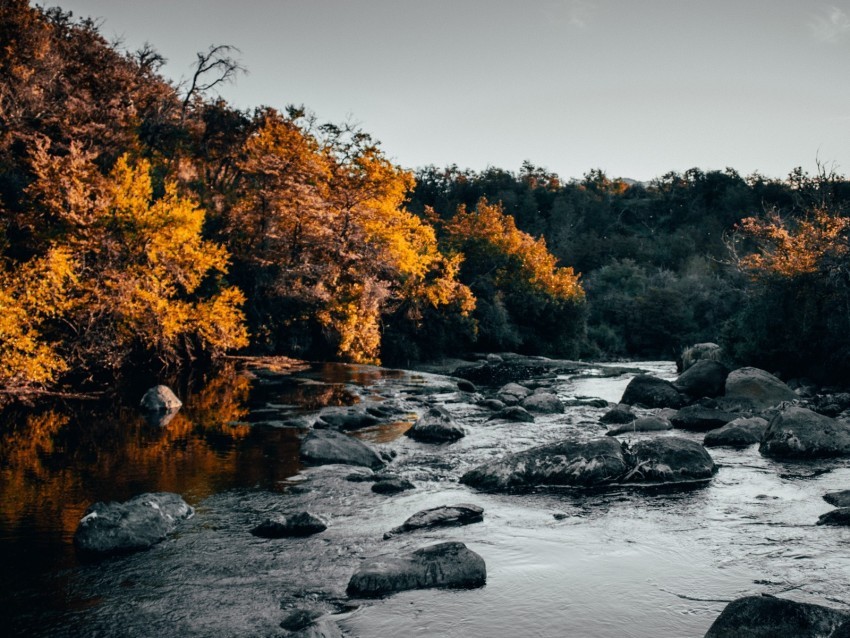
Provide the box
[1,359,849,637]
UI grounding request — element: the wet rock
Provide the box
[346,541,486,598]
[817,508,850,526]
[316,408,380,431]
[824,490,850,507]
[680,342,724,372]
[703,417,768,447]
[497,382,532,405]
[564,397,609,408]
[405,406,465,443]
[704,595,849,638]
[384,504,484,538]
[606,416,672,436]
[365,403,404,418]
[345,470,376,482]
[74,492,193,557]
[600,404,635,424]
[251,512,327,538]
[460,437,629,491]
[280,609,323,631]
[477,398,506,411]
[300,430,385,469]
[520,392,564,414]
[139,385,182,412]
[457,379,477,393]
[809,392,850,417]
[724,367,796,411]
[621,375,686,409]
[760,406,850,459]
[674,360,729,399]
[624,437,716,483]
[487,405,535,423]
[371,478,415,495]
[452,358,560,386]
[670,406,737,432]
[281,610,344,638]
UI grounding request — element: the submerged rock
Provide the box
[670,406,737,432]
[371,478,415,495]
[384,504,484,539]
[405,406,465,443]
[704,595,849,638]
[520,392,564,414]
[487,405,535,423]
[251,512,327,538]
[606,416,672,436]
[346,541,486,598]
[724,367,796,410]
[824,490,850,508]
[760,406,850,459]
[817,508,850,526]
[674,360,729,399]
[703,417,768,447]
[300,430,385,469]
[621,375,686,409]
[624,437,716,484]
[74,492,193,557]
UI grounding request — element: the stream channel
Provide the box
[1,358,849,637]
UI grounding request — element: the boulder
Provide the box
[371,478,416,495]
[724,367,796,410]
[670,406,737,432]
[405,406,465,443]
[460,437,629,491]
[564,397,609,408]
[316,409,380,431]
[497,382,532,405]
[251,512,327,538]
[457,379,477,393]
[760,406,850,459]
[487,406,535,423]
[817,508,850,526]
[300,430,385,469]
[703,417,768,447]
[824,490,850,508]
[477,398,506,411]
[520,392,564,414]
[74,492,193,557]
[384,504,484,539]
[600,404,635,424]
[139,385,182,412]
[704,595,849,638]
[606,416,672,436]
[680,342,724,372]
[621,375,686,409]
[624,437,716,484]
[674,360,729,399]
[346,541,486,598]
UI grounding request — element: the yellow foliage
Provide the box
[739,208,850,278]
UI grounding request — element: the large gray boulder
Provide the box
[624,437,716,483]
[139,385,182,411]
[251,512,327,538]
[674,360,729,399]
[520,392,564,414]
[606,415,672,436]
[487,405,535,423]
[600,404,636,424]
[460,437,630,491]
[384,504,484,539]
[497,383,532,405]
[703,417,768,447]
[724,367,796,410]
[405,406,465,443]
[74,492,193,557]
[760,406,850,459]
[300,430,385,469]
[346,541,486,597]
[670,406,737,432]
[681,342,724,372]
[621,375,686,409]
[704,595,849,638]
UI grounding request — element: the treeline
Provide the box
[4,2,850,390]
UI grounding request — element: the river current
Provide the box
[1,359,849,637]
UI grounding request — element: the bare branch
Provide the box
[181,44,246,113]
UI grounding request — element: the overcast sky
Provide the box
[47,0,850,182]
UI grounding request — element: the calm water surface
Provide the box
[1,360,849,637]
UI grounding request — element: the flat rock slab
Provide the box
[621,375,686,409]
[817,507,850,526]
[251,512,327,538]
[300,430,385,469]
[606,416,671,436]
[74,492,193,557]
[704,595,849,638]
[316,409,380,431]
[670,406,738,432]
[405,406,465,443]
[346,541,486,598]
[724,366,796,411]
[824,490,850,508]
[384,504,484,539]
[760,406,850,459]
[703,417,768,447]
[625,437,716,484]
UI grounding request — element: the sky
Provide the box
[45,0,850,182]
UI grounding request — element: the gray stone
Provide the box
[624,437,716,484]
[405,406,465,443]
[760,406,850,459]
[817,507,850,526]
[487,406,535,423]
[600,404,635,424]
[497,382,532,405]
[139,385,182,412]
[74,492,193,557]
[704,595,849,638]
[670,406,738,432]
[674,360,729,399]
[251,512,327,538]
[478,398,506,411]
[384,504,484,539]
[621,375,686,409]
[680,342,724,372]
[316,409,380,431]
[703,417,768,447]
[346,541,486,598]
[371,478,415,495]
[724,367,796,411]
[300,430,385,469]
[520,392,564,414]
[457,379,477,393]
[824,490,850,508]
[606,416,672,436]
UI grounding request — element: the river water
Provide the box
[1,359,849,637]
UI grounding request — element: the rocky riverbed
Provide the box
[3,356,850,637]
